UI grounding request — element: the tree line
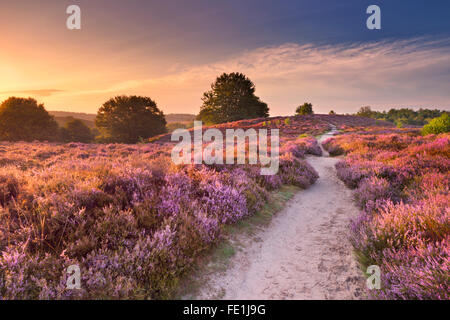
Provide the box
[0,72,448,143]
[0,96,167,144]
[0,73,270,144]
[355,106,446,127]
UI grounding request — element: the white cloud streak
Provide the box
[58,37,450,114]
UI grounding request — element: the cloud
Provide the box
[58,37,450,114]
[0,89,64,97]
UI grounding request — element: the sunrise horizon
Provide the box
[1,0,449,305]
[1,1,450,116]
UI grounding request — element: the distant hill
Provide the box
[49,111,96,122]
[148,114,396,143]
[165,114,196,123]
[49,111,196,127]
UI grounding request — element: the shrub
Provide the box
[60,119,93,143]
[0,136,321,299]
[354,177,393,209]
[279,154,319,188]
[0,175,19,206]
[0,97,59,142]
[335,131,450,299]
[322,138,345,156]
[422,113,450,135]
[295,103,313,115]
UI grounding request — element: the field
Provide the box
[0,114,447,299]
[0,115,341,299]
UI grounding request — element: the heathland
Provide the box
[0,112,447,299]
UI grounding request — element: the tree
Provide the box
[422,113,450,135]
[296,103,313,115]
[95,95,167,143]
[60,118,93,143]
[0,97,59,142]
[395,118,408,128]
[329,110,336,115]
[353,107,445,126]
[197,72,269,124]
[356,106,375,118]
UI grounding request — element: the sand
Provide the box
[194,129,367,300]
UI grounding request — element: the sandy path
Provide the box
[195,129,366,300]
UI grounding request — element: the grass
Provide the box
[175,185,300,299]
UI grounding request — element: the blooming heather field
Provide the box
[151,114,392,143]
[0,115,354,299]
[323,130,449,299]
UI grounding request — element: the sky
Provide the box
[0,0,449,115]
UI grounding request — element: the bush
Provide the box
[0,97,59,142]
[279,154,319,188]
[0,137,321,299]
[354,177,393,209]
[422,113,450,135]
[356,106,375,118]
[197,72,269,124]
[295,103,313,115]
[333,132,450,299]
[60,119,93,143]
[96,95,167,143]
[322,138,345,156]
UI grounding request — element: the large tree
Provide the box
[95,95,167,143]
[0,97,59,142]
[197,72,269,124]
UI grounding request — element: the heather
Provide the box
[324,131,449,299]
[149,113,390,144]
[0,134,320,299]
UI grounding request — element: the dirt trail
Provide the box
[195,128,366,300]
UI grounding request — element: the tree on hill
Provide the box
[0,97,59,142]
[60,118,93,143]
[354,107,445,126]
[356,106,375,118]
[95,95,167,143]
[296,103,313,115]
[422,113,450,135]
[197,72,269,124]
[329,110,336,115]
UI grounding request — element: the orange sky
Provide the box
[1,1,449,115]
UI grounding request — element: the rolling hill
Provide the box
[49,111,196,128]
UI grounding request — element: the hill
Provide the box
[49,111,96,122]
[149,114,395,143]
[49,111,196,127]
[165,113,196,123]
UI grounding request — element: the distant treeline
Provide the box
[0,96,200,144]
[0,71,448,143]
[0,96,168,144]
[50,111,196,125]
[355,106,447,127]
